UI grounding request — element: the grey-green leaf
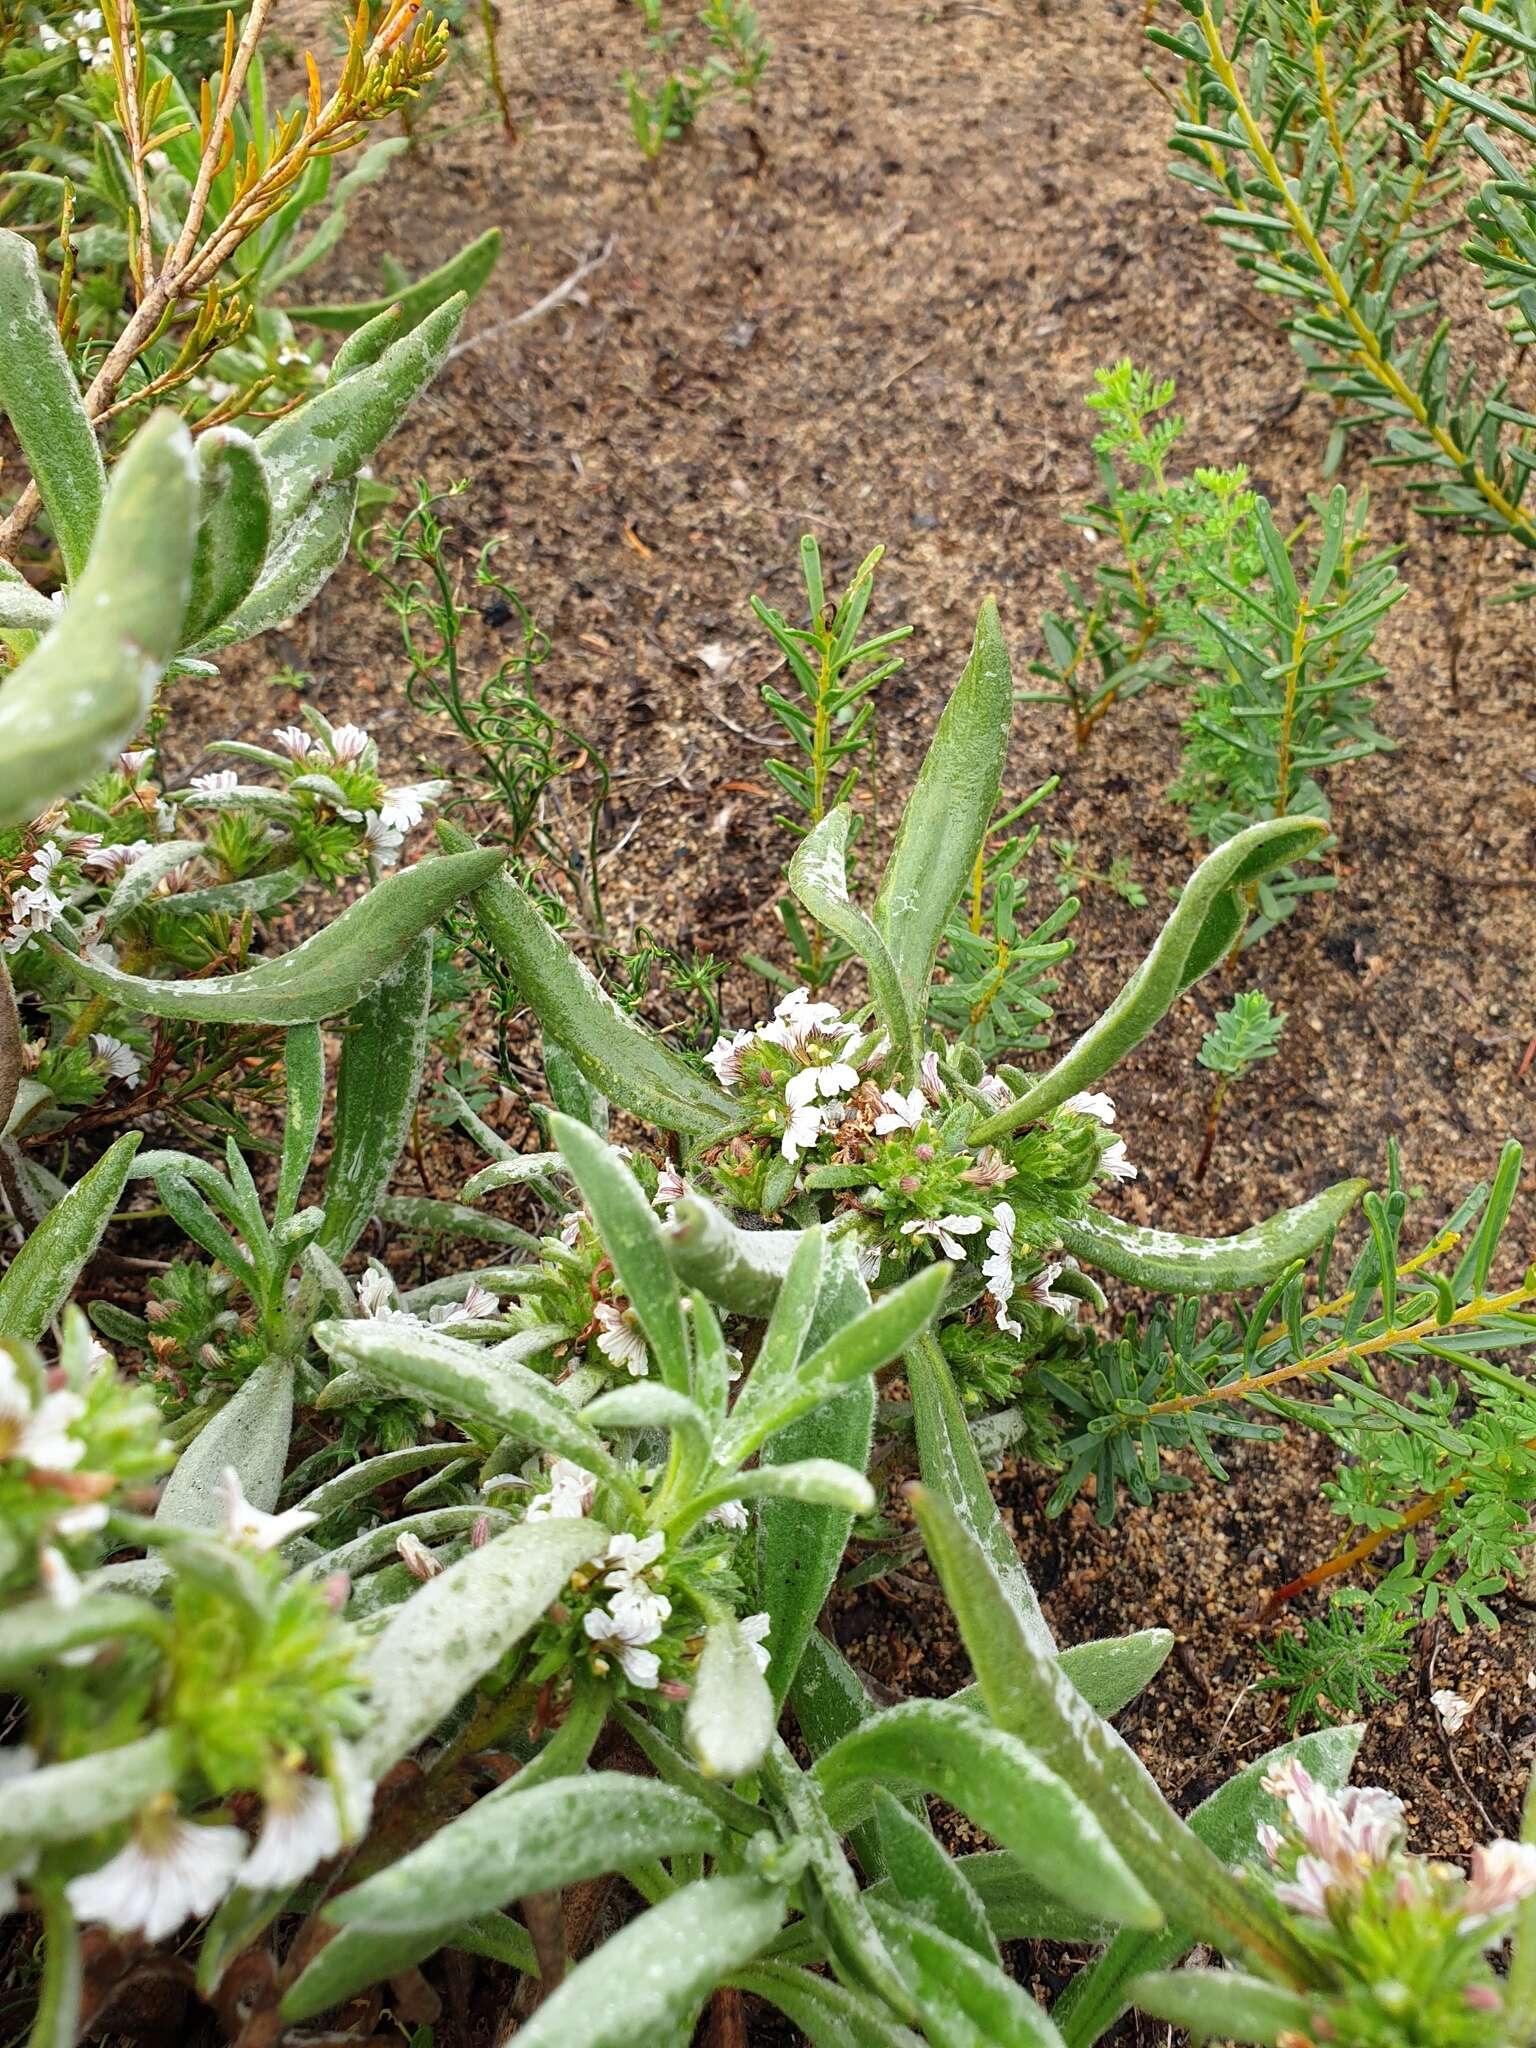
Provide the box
[183,426,271,644]
[317,931,433,1256]
[1058,1179,1367,1295]
[789,806,918,1076]
[970,816,1331,1143]
[313,1316,615,1482]
[328,1774,727,1936]
[155,1355,294,1532]
[296,225,502,332]
[48,848,504,1023]
[0,1131,140,1341]
[873,596,1011,1016]
[355,1517,609,1776]
[0,412,195,827]
[1126,1968,1316,2044]
[0,228,105,580]
[686,1615,777,1780]
[504,1875,788,2048]
[816,1700,1161,1933]
[441,821,736,1138]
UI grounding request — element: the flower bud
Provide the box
[396,1532,443,1581]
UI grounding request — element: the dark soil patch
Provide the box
[146,0,1536,2036]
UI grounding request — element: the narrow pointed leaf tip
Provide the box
[972,814,1330,1141]
[875,595,1012,1014]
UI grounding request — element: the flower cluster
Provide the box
[48,1471,367,1941]
[1255,1756,1536,2045]
[0,1316,167,1597]
[700,991,1135,1331]
[706,987,883,1163]
[355,1265,502,1330]
[200,712,446,873]
[512,1456,761,1699]
[36,4,111,63]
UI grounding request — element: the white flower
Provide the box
[654,1164,687,1210]
[190,770,240,794]
[270,726,314,761]
[741,1611,771,1674]
[919,1050,946,1104]
[66,1808,247,1940]
[526,1458,597,1522]
[583,1600,664,1688]
[603,1530,665,1597]
[220,1468,318,1552]
[355,1267,398,1318]
[901,1213,984,1261]
[874,1086,926,1134]
[1064,1090,1116,1124]
[784,1066,824,1112]
[707,1499,749,1532]
[1433,1688,1474,1736]
[377,782,442,835]
[243,1773,356,1891]
[558,1211,585,1250]
[27,842,65,888]
[975,1073,1012,1110]
[704,1030,753,1088]
[1099,1139,1137,1182]
[855,1241,883,1284]
[38,1545,96,1665]
[609,1584,673,1637]
[815,1056,859,1098]
[1461,1840,1536,1925]
[361,811,403,868]
[1028,1260,1075,1319]
[594,1301,650,1378]
[982,1202,1020,1338]
[0,1354,86,1471]
[5,875,65,952]
[328,722,372,763]
[90,1033,142,1086]
[118,749,154,780]
[780,1096,826,1163]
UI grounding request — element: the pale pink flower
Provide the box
[1462,1841,1536,1926]
[704,1030,753,1088]
[190,770,239,795]
[270,726,315,761]
[919,1050,946,1104]
[328,722,371,763]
